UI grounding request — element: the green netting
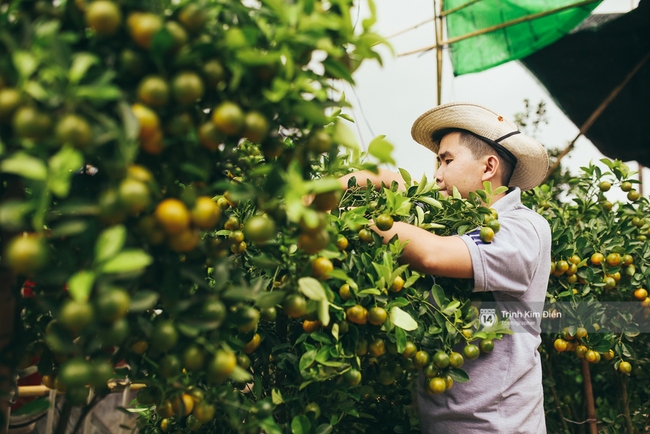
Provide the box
[444,0,603,75]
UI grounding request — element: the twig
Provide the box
[71,392,105,434]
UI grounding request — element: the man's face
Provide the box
[434,132,487,198]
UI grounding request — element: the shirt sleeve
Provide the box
[460,212,544,297]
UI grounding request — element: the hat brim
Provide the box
[411,102,549,191]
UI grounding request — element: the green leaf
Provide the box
[387,297,409,309]
[24,81,49,101]
[442,300,461,316]
[236,49,282,66]
[368,135,395,166]
[448,368,470,383]
[13,51,38,78]
[305,177,342,195]
[67,270,95,303]
[395,326,407,353]
[47,146,84,198]
[129,290,159,312]
[95,225,126,264]
[299,350,317,372]
[318,299,330,327]
[1,152,47,180]
[69,53,99,84]
[399,168,412,187]
[0,200,34,230]
[323,58,354,83]
[230,365,253,382]
[256,291,286,308]
[100,249,153,274]
[389,306,418,331]
[119,101,139,141]
[291,415,311,434]
[315,424,333,434]
[431,284,445,307]
[50,220,88,237]
[75,85,121,101]
[250,254,282,270]
[333,120,358,150]
[272,388,284,405]
[417,196,442,209]
[299,277,327,301]
[327,269,349,281]
[293,101,327,124]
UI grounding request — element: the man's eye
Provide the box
[445,159,452,164]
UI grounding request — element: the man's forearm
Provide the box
[373,222,473,279]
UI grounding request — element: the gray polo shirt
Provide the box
[417,187,551,434]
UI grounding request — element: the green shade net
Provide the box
[444,0,603,75]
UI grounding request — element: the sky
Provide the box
[346,0,645,195]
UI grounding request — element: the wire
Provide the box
[347,81,375,138]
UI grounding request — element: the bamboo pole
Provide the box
[399,0,601,57]
[434,0,444,105]
[385,17,434,39]
[440,0,483,17]
[543,50,650,183]
[17,382,146,398]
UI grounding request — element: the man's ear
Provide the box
[481,155,500,182]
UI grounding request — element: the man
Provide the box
[339,102,551,433]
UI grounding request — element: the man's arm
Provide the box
[374,222,473,279]
[337,170,470,278]
[338,168,406,191]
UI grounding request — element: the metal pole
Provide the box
[120,378,131,432]
[83,387,94,434]
[2,407,8,434]
[45,388,56,434]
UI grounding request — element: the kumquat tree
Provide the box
[526,160,650,434]
[1,1,649,434]
[0,1,510,433]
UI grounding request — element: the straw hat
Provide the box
[411,102,549,191]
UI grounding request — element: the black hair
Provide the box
[432,128,515,186]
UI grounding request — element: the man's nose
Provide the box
[434,170,443,185]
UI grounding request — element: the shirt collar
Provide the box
[490,187,521,214]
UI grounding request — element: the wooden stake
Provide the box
[621,375,634,434]
[581,359,597,434]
